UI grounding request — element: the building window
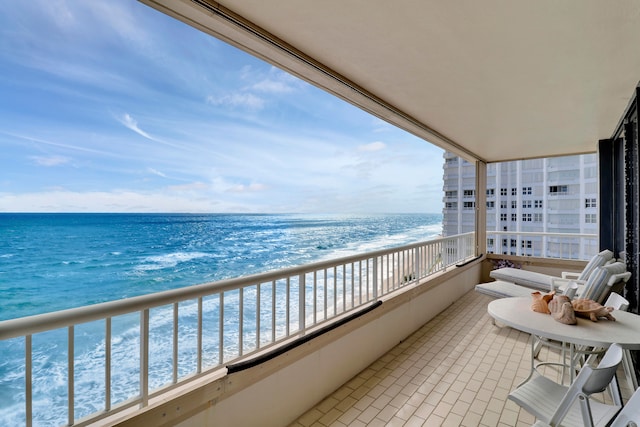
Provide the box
[549,185,568,194]
[487,201,495,209]
[534,200,543,208]
[585,198,597,208]
[511,188,517,196]
[523,213,532,222]
[521,240,532,249]
[511,200,517,209]
[445,190,457,197]
[500,201,507,209]
[585,213,597,223]
[510,239,517,247]
[522,186,532,195]
[445,202,457,209]
[502,238,508,247]
[500,188,507,196]
[522,200,532,208]
[487,238,494,246]
[463,190,475,197]
[500,213,507,221]
[511,213,517,221]
[463,201,475,209]
[534,213,543,222]
[487,188,495,196]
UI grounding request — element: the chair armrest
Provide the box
[561,271,581,280]
[551,278,585,298]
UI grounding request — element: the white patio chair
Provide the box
[509,343,623,427]
[609,385,640,427]
[572,293,637,391]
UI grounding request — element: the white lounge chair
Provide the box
[489,249,614,291]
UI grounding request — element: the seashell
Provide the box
[531,291,554,314]
[548,294,571,315]
[551,301,577,325]
[571,298,616,322]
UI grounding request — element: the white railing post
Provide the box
[372,257,378,300]
[106,317,112,411]
[68,325,74,426]
[140,309,149,408]
[299,273,306,333]
[26,335,32,427]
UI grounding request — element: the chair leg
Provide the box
[622,349,638,390]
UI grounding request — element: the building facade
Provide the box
[442,152,599,259]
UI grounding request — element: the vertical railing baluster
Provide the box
[286,277,290,336]
[299,273,306,333]
[359,261,363,304]
[350,263,355,309]
[197,297,203,373]
[372,257,378,300]
[140,309,149,408]
[68,325,74,426]
[239,288,244,356]
[342,265,346,313]
[26,335,32,427]
[256,283,261,349]
[323,269,328,320]
[219,293,224,364]
[333,265,338,316]
[313,271,317,324]
[172,303,178,384]
[105,317,111,411]
[271,280,276,343]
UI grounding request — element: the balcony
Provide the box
[289,290,635,427]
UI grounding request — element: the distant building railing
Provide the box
[0,232,475,427]
[486,230,598,260]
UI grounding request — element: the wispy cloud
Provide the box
[358,141,386,152]
[147,168,166,178]
[228,183,268,193]
[30,155,72,167]
[117,113,158,141]
[206,93,266,110]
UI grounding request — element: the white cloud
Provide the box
[358,141,386,152]
[206,93,266,110]
[147,167,166,178]
[228,183,268,193]
[30,155,71,166]
[117,113,157,141]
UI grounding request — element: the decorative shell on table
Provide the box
[571,298,616,322]
[530,291,555,314]
[548,295,577,325]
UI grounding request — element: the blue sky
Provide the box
[0,0,444,214]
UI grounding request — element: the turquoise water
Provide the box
[0,213,442,425]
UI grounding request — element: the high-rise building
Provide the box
[442,151,599,259]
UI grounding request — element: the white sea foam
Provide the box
[134,251,212,272]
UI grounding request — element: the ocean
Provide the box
[0,213,442,425]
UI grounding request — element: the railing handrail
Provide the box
[0,233,473,341]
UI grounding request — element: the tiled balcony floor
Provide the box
[289,290,634,427]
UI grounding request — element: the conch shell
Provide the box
[571,298,616,322]
[548,295,577,324]
[530,291,555,314]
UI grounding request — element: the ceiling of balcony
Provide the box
[144,0,640,163]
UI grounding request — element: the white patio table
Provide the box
[488,296,640,387]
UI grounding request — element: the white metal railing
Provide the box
[486,231,598,260]
[0,232,475,427]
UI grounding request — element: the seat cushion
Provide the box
[475,281,536,298]
[489,267,555,291]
